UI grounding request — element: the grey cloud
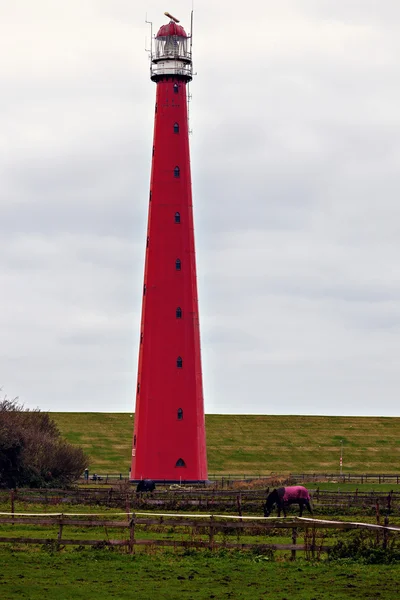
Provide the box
[2,1,400,416]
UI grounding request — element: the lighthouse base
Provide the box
[130,479,211,485]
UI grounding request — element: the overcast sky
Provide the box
[1,1,400,416]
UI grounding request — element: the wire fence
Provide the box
[2,486,400,517]
[78,473,400,486]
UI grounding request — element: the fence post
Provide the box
[387,491,393,513]
[129,514,136,554]
[10,490,15,526]
[291,527,297,561]
[375,500,381,546]
[375,500,380,525]
[209,515,215,550]
[58,514,64,546]
[383,516,389,550]
[236,494,242,517]
[311,525,316,560]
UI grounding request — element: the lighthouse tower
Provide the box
[130,14,208,483]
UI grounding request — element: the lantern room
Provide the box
[151,19,192,82]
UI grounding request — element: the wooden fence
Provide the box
[292,473,400,485]
[2,487,400,515]
[0,512,399,559]
[78,473,400,486]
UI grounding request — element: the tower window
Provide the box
[175,259,181,271]
[140,332,143,344]
[177,408,183,420]
[176,458,186,467]
[177,356,183,368]
[173,122,179,133]
[146,236,149,248]
[174,212,181,224]
[155,103,158,113]
[152,145,155,156]
[143,284,146,296]
[176,307,182,319]
[137,383,140,394]
[174,166,180,178]
[134,435,136,446]
[149,191,152,202]
[173,83,179,94]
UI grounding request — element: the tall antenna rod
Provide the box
[145,15,153,67]
[187,10,194,135]
[190,9,193,54]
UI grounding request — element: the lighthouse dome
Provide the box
[151,18,192,82]
[156,21,188,38]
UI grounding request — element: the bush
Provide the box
[0,397,88,489]
[330,531,400,564]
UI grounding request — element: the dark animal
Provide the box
[136,479,156,493]
[264,485,312,517]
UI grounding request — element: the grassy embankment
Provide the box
[51,413,400,476]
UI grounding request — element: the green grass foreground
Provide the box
[51,413,400,475]
[2,548,400,600]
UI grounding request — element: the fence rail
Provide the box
[0,512,398,558]
[292,473,400,485]
[2,487,400,516]
[78,473,400,486]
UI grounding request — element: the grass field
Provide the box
[2,548,400,599]
[51,413,400,476]
[4,413,400,599]
[1,498,400,598]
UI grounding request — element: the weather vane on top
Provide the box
[164,11,180,23]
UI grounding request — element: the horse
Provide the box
[136,479,156,493]
[263,485,312,517]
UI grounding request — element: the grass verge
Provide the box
[2,547,400,599]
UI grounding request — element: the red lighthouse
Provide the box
[130,14,208,483]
